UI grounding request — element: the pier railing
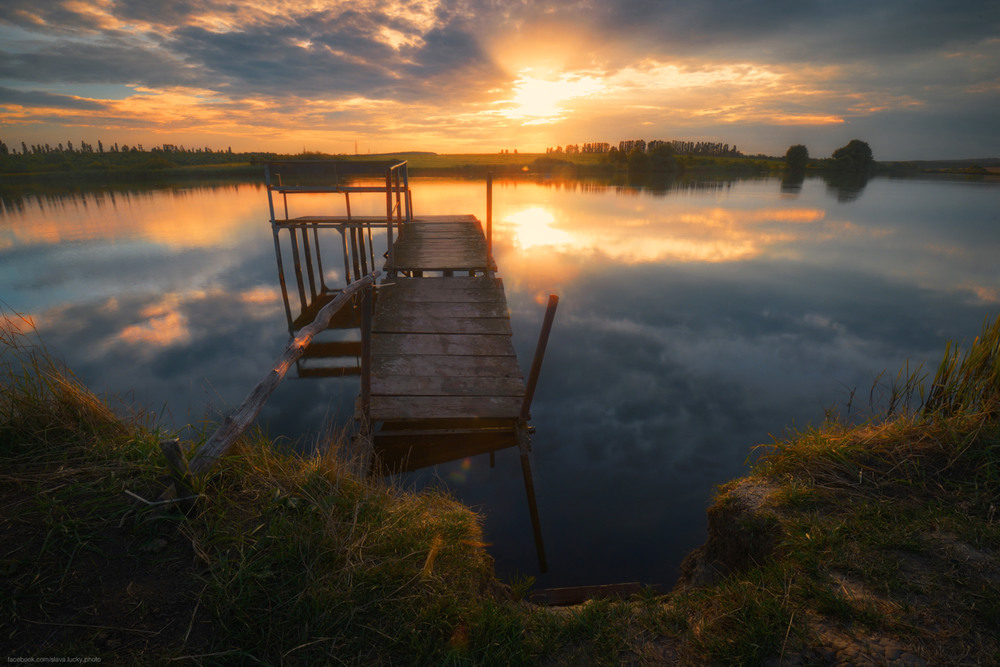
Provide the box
[383,160,412,277]
[264,160,411,329]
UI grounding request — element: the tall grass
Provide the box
[708,314,1000,665]
[0,311,134,460]
[0,314,549,663]
[924,315,1000,419]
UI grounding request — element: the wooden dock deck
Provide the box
[385,215,496,276]
[367,215,529,473]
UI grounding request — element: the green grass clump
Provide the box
[678,314,1000,664]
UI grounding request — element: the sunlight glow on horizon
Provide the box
[495,70,606,124]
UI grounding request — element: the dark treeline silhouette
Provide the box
[0,138,236,156]
[782,139,875,173]
[0,137,273,176]
[547,138,743,158]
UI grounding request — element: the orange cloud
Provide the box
[116,294,194,347]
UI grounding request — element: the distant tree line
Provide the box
[783,139,875,172]
[0,138,237,156]
[546,138,743,158]
[0,137,271,175]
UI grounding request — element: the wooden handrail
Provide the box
[186,272,379,479]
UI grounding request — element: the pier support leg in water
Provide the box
[518,426,547,573]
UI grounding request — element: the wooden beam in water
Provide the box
[529,583,649,607]
[187,272,378,479]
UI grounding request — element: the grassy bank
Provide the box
[3,310,999,664]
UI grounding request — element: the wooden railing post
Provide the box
[385,169,395,276]
[486,173,493,268]
[521,294,559,421]
[360,281,373,414]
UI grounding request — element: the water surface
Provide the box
[3,173,998,589]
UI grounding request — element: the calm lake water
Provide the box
[2,173,998,589]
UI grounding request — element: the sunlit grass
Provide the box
[4,307,1000,663]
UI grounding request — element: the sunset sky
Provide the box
[2,1,998,160]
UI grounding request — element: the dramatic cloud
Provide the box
[1,0,998,157]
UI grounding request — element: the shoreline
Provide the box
[3,315,998,663]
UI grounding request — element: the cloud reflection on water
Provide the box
[4,176,1000,589]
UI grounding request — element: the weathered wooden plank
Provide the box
[374,300,509,318]
[372,333,516,356]
[291,293,362,330]
[398,225,476,232]
[371,375,525,397]
[391,258,488,270]
[398,239,485,247]
[408,215,478,223]
[301,341,361,358]
[298,366,361,378]
[381,293,508,307]
[373,316,512,335]
[372,354,522,378]
[402,228,483,235]
[390,261,489,272]
[369,395,523,420]
[392,251,486,261]
[378,278,505,301]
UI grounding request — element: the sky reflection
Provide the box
[2,174,998,588]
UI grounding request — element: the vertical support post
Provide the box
[402,164,412,220]
[340,227,351,287]
[358,225,369,277]
[486,173,493,272]
[266,164,294,332]
[301,227,317,300]
[312,225,328,292]
[360,282,372,413]
[385,169,395,277]
[265,164,277,226]
[349,226,362,281]
[393,167,403,234]
[272,228,294,332]
[521,294,559,421]
[520,449,548,573]
[365,220,375,275]
[288,227,308,312]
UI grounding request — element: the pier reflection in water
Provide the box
[267,164,554,571]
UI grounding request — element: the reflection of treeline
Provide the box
[547,138,743,158]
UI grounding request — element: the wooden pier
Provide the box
[264,161,553,570]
